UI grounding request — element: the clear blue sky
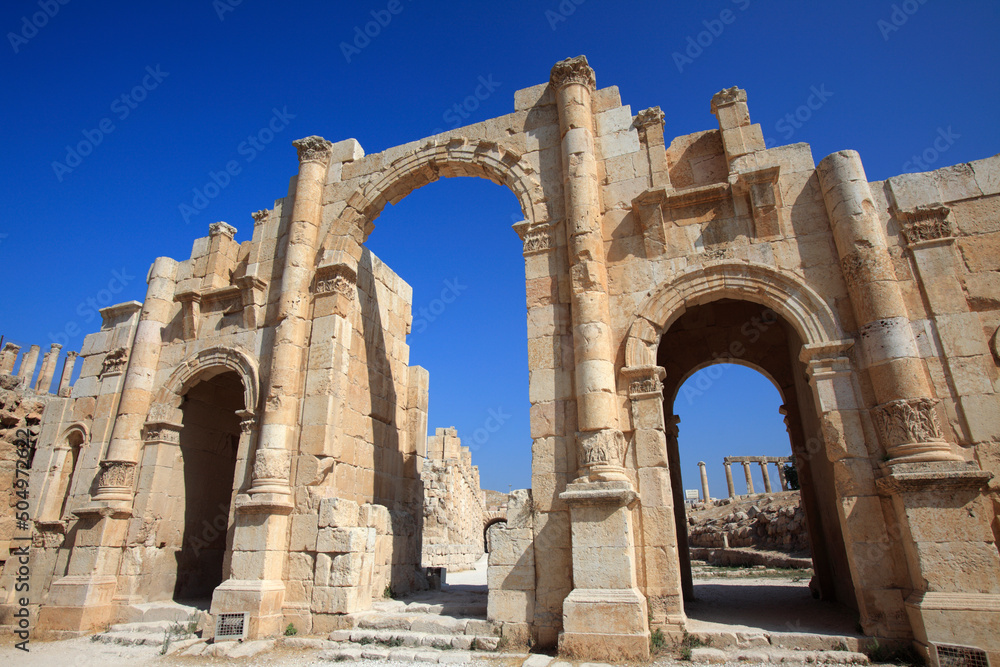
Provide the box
[1,0,998,494]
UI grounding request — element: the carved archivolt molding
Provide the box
[151,345,260,419]
[624,262,844,368]
[872,398,944,448]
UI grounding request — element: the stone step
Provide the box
[352,611,496,636]
[328,628,501,652]
[689,630,867,653]
[371,598,488,618]
[318,642,520,664]
[94,618,200,647]
[118,600,208,625]
[92,630,174,647]
[690,646,869,664]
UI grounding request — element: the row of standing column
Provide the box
[719,459,789,499]
[0,341,78,395]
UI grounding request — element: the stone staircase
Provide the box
[685,629,872,664]
[325,590,502,655]
[90,600,208,650]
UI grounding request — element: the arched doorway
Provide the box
[657,297,855,630]
[171,370,244,601]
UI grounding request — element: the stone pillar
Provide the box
[35,343,61,393]
[211,136,332,640]
[58,351,78,397]
[0,342,20,374]
[697,461,710,502]
[742,461,755,495]
[551,56,625,484]
[93,257,178,507]
[724,461,736,498]
[759,460,772,494]
[817,151,961,465]
[37,259,178,635]
[776,461,788,491]
[553,56,648,661]
[16,344,40,382]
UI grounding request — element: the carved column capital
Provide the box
[249,448,292,495]
[621,365,665,399]
[635,106,665,131]
[292,135,334,166]
[93,459,137,503]
[576,429,629,483]
[143,420,182,444]
[550,55,596,91]
[251,209,269,225]
[871,397,962,463]
[209,221,237,240]
[710,86,747,113]
[896,204,955,248]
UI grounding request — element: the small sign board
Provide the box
[685,489,700,500]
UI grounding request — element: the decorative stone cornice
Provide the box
[875,463,992,495]
[209,221,237,240]
[896,204,954,246]
[635,107,665,131]
[293,135,334,166]
[550,55,596,91]
[710,86,746,113]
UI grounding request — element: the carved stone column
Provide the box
[776,461,788,491]
[759,461,772,494]
[58,351,78,396]
[551,56,625,484]
[211,136,331,640]
[742,461,755,495]
[16,344,39,382]
[0,342,20,375]
[698,461,710,502]
[724,461,736,498]
[817,151,961,465]
[552,55,648,661]
[35,343,61,393]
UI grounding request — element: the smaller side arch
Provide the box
[625,262,849,371]
[148,345,260,421]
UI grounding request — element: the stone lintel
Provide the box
[559,480,637,507]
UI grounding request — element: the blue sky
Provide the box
[1,0,998,494]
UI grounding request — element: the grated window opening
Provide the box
[215,612,248,641]
[936,644,990,667]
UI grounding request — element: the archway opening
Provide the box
[56,429,85,519]
[657,298,859,635]
[361,174,529,595]
[172,369,244,603]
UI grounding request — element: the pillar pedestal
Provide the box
[558,481,650,662]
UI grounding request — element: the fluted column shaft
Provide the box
[817,151,960,464]
[94,257,177,504]
[551,57,623,483]
[252,136,333,497]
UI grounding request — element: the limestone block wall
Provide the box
[486,489,535,646]
[420,427,486,572]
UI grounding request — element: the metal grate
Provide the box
[215,612,248,642]
[936,644,990,667]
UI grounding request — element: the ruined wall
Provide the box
[687,492,811,553]
[420,427,486,572]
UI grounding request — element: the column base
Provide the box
[905,592,1000,667]
[559,588,650,662]
[35,575,118,635]
[210,579,285,639]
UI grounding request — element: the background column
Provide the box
[724,461,735,498]
[698,461,710,502]
[759,460,772,493]
[742,461,755,495]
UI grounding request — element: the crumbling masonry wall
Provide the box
[420,427,486,572]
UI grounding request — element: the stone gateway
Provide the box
[1,56,999,665]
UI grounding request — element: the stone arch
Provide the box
[148,345,260,421]
[319,137,548,257]
[52,422,89,520]
[666,358,786,408]
[58,422,90,448]
[624,262,846,370]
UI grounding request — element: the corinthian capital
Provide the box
[550,55,596,91]
[293,135,334,166]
